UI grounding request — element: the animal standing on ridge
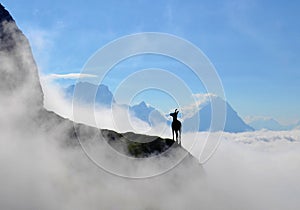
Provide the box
[170,109,182,145]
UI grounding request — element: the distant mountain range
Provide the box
[129,101,166,125]
[246,117,300,131]
[65,83,254,133]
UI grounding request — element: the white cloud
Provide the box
[3,75,300,209]
[180,93,217,120]
[183,129,300,158]
[44,73,98,80]
[41,79,300,158]
[40,78,167,136]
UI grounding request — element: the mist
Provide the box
[41,78,171,137]
[2,92,300,209]
[2,82,300,209]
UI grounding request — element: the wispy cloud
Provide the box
[44,73,98,80]
[180,93,217,120]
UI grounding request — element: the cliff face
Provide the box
[0,4,43,114]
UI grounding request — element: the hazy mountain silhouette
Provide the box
[130,101,154,123]
[184,97,254,132]
[248,118,286,131]
[66,84,167,125]
[65,83,253,132]
[66,82,115,107]
[129,101,166,125]
[247,118,300,131]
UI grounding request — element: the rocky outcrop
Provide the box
[0,4,43,114]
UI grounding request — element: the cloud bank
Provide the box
[39,78,300,209]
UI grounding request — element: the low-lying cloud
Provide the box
[37,78,300,209]
[2,96,300,210]
[41,78,171,137]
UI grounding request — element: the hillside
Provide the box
[0,2,202,171]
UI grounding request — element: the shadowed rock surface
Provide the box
[0,4,43,113]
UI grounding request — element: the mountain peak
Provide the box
[65,82,115,106]
[138,101,147,107]
[183,95,253,132]
[0,3,43,113]
[0,4,13,23]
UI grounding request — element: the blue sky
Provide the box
[2,0,300,124]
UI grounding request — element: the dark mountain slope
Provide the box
[0,2,193,160]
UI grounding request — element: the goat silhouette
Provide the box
[170,109,182,145]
